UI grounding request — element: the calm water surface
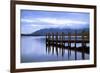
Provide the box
[21,36,89,63]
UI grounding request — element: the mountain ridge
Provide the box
[21,28,89,36]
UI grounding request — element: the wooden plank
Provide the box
[47,40,89,43]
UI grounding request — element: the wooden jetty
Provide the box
[46,31,89,60]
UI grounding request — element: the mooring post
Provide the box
[68,32,70,47]
[75,30,77,60]
[59,33,62,46]
[61,32,64,48]
[46,33,48,53]
[56,32,58,49]
[68,32,70,59]
[69,32,71,55]
[48,33,52,54]
[48,33,50,46]
[55,32,58,56]
[82,31,85,59]
[61,32,65,57]
[69,32,71,48]
[46,33,50,54]
[52,32,54,54]
[63,32,65,47]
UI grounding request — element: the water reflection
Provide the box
[46,43,89,60]
[21,36,89,63]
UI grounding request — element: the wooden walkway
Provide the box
[45,31,89,60]
[46,40,89,43]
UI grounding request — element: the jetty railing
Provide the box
[46,31,89,60]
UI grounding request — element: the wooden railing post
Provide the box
[52,32,54,54]
[75,30,77,60]
[46,33,48,53]
[61,32,65,57]
[82,31,85,60]
[48,33,51,54]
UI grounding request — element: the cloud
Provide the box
[21,18,38,23]
[38,18,88,25]
[21,17,88,26]
[21,17,89,34]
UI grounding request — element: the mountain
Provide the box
[21,28,89,36]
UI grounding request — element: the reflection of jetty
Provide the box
[46,31,89,60]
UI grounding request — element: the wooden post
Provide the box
[69,32,71,47]
[48,33,50,46]
[69,36,71,55]
[84,33,86,47]
[68,32,70,59]
[63,32,65,47]
[46,33,49,54]
[55,32,58,56]
[56,32,58,49]
[82,31,85,60]
[46,33,48,53]
[52,32,54,54]
[61,32,64,48]
[48,33,52,54]
[68,32,70,47]
[75,30,77,60]
[61,32,65,57]
[59,33,62,47]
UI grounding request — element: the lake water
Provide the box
[21,36,89,63]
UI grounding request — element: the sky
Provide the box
[21,10,90,34]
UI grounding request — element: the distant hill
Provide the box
[21,28,89,36]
